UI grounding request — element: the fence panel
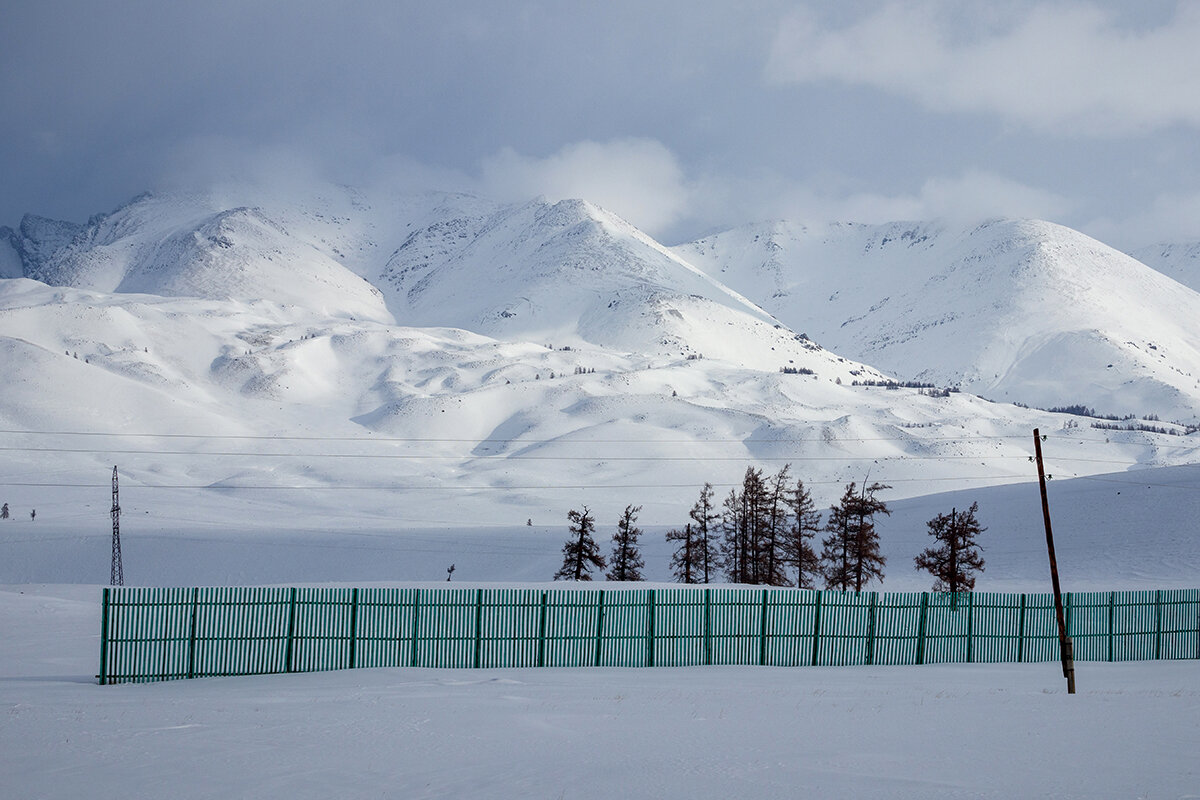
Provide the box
[815,591,875,666]
[1019,593,1063,663]
[969,593,1025,663]
[922,593,973,664]
[870,593,922,666]
[479,588,541,669]
[707,588,761,665]
[192,587,291,678]
[355,588,415,669]
[1158,589,1200,660]
[764,590,818,667]
[1068,591,1111,663]
[100,587,194,683]
[413,589,476,668]
[652,588,705,667]
[537,590,594,667]
[99,586,1200,683]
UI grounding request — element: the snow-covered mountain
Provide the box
[2,188,1198,530]
[375,194,835,368]
[2,193,391,322]
[1131,240,1200,293]
[675,219,1200,421]
[3,191,851,371]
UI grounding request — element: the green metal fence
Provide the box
[98,587,1200,684]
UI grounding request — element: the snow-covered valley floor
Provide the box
[2,584,1198,799]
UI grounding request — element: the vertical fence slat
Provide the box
[810,591,822,667]
[916,593,929,666]
[645,590,656,668]
[593,590,605,668]
[537,591,548,668]
[966,593,974,664]
[186,587,199,679]
[1155,590,1163,661]
[704,588,712,666]
[473,588,483,670]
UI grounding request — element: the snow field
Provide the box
[1,585,1197,799]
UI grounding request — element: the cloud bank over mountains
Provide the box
[2,1,1197,251]
[768,3,1200,135]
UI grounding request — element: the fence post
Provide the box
[810,591,823,667]
[1107,592,1115,663]
[966,593,974,664]
[704,588,712,666]
[1155,590,1163,661]
[537,591,548,668]
[646,590,656,668]
[348,588,359,670]
[410,589,421,668]
[284,587,297,674]
[916,593,930,666]
[99,587,111,685]
[188,587,200,679]
[759,589,769,667]
[473,588,484,669]
[865,592,878,666]
[593,590,605,667]
[1017,593,1026,663]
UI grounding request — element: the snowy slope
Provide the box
[2,273,1198,539]
[1132,240,1200,293]
[676,219,1200,421]
[377,194,833,366]
[4,190,856,370]
[2,193,391,322]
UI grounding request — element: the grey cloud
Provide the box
[767,2,1200,135]
[1,0,1197,250]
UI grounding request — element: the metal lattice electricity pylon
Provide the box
[110,465,124,586]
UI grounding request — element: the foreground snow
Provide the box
[1,585,1196,799]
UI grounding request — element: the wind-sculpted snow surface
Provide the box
[677,219,1200,420]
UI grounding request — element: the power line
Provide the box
[0,427,1038,446]
[0,444,1074,463]
[2,427,1192,453]
[0,474,1036,491]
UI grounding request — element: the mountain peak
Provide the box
[676,216,1200,420]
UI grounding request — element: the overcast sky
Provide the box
[2,0,1197,248]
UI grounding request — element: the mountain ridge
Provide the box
[1,186,1197,529]
[675,217,1200,421]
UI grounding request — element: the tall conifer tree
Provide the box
[666,523,700,583]
[606,504,645,581]
[553,506,605,581]
[688,483,720,583]
[914,502,986,593]
[819,481,890,591]
[783,477,821,588]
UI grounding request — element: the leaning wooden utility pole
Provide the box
[1033,429,1074,693]
[110,465,124,587]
